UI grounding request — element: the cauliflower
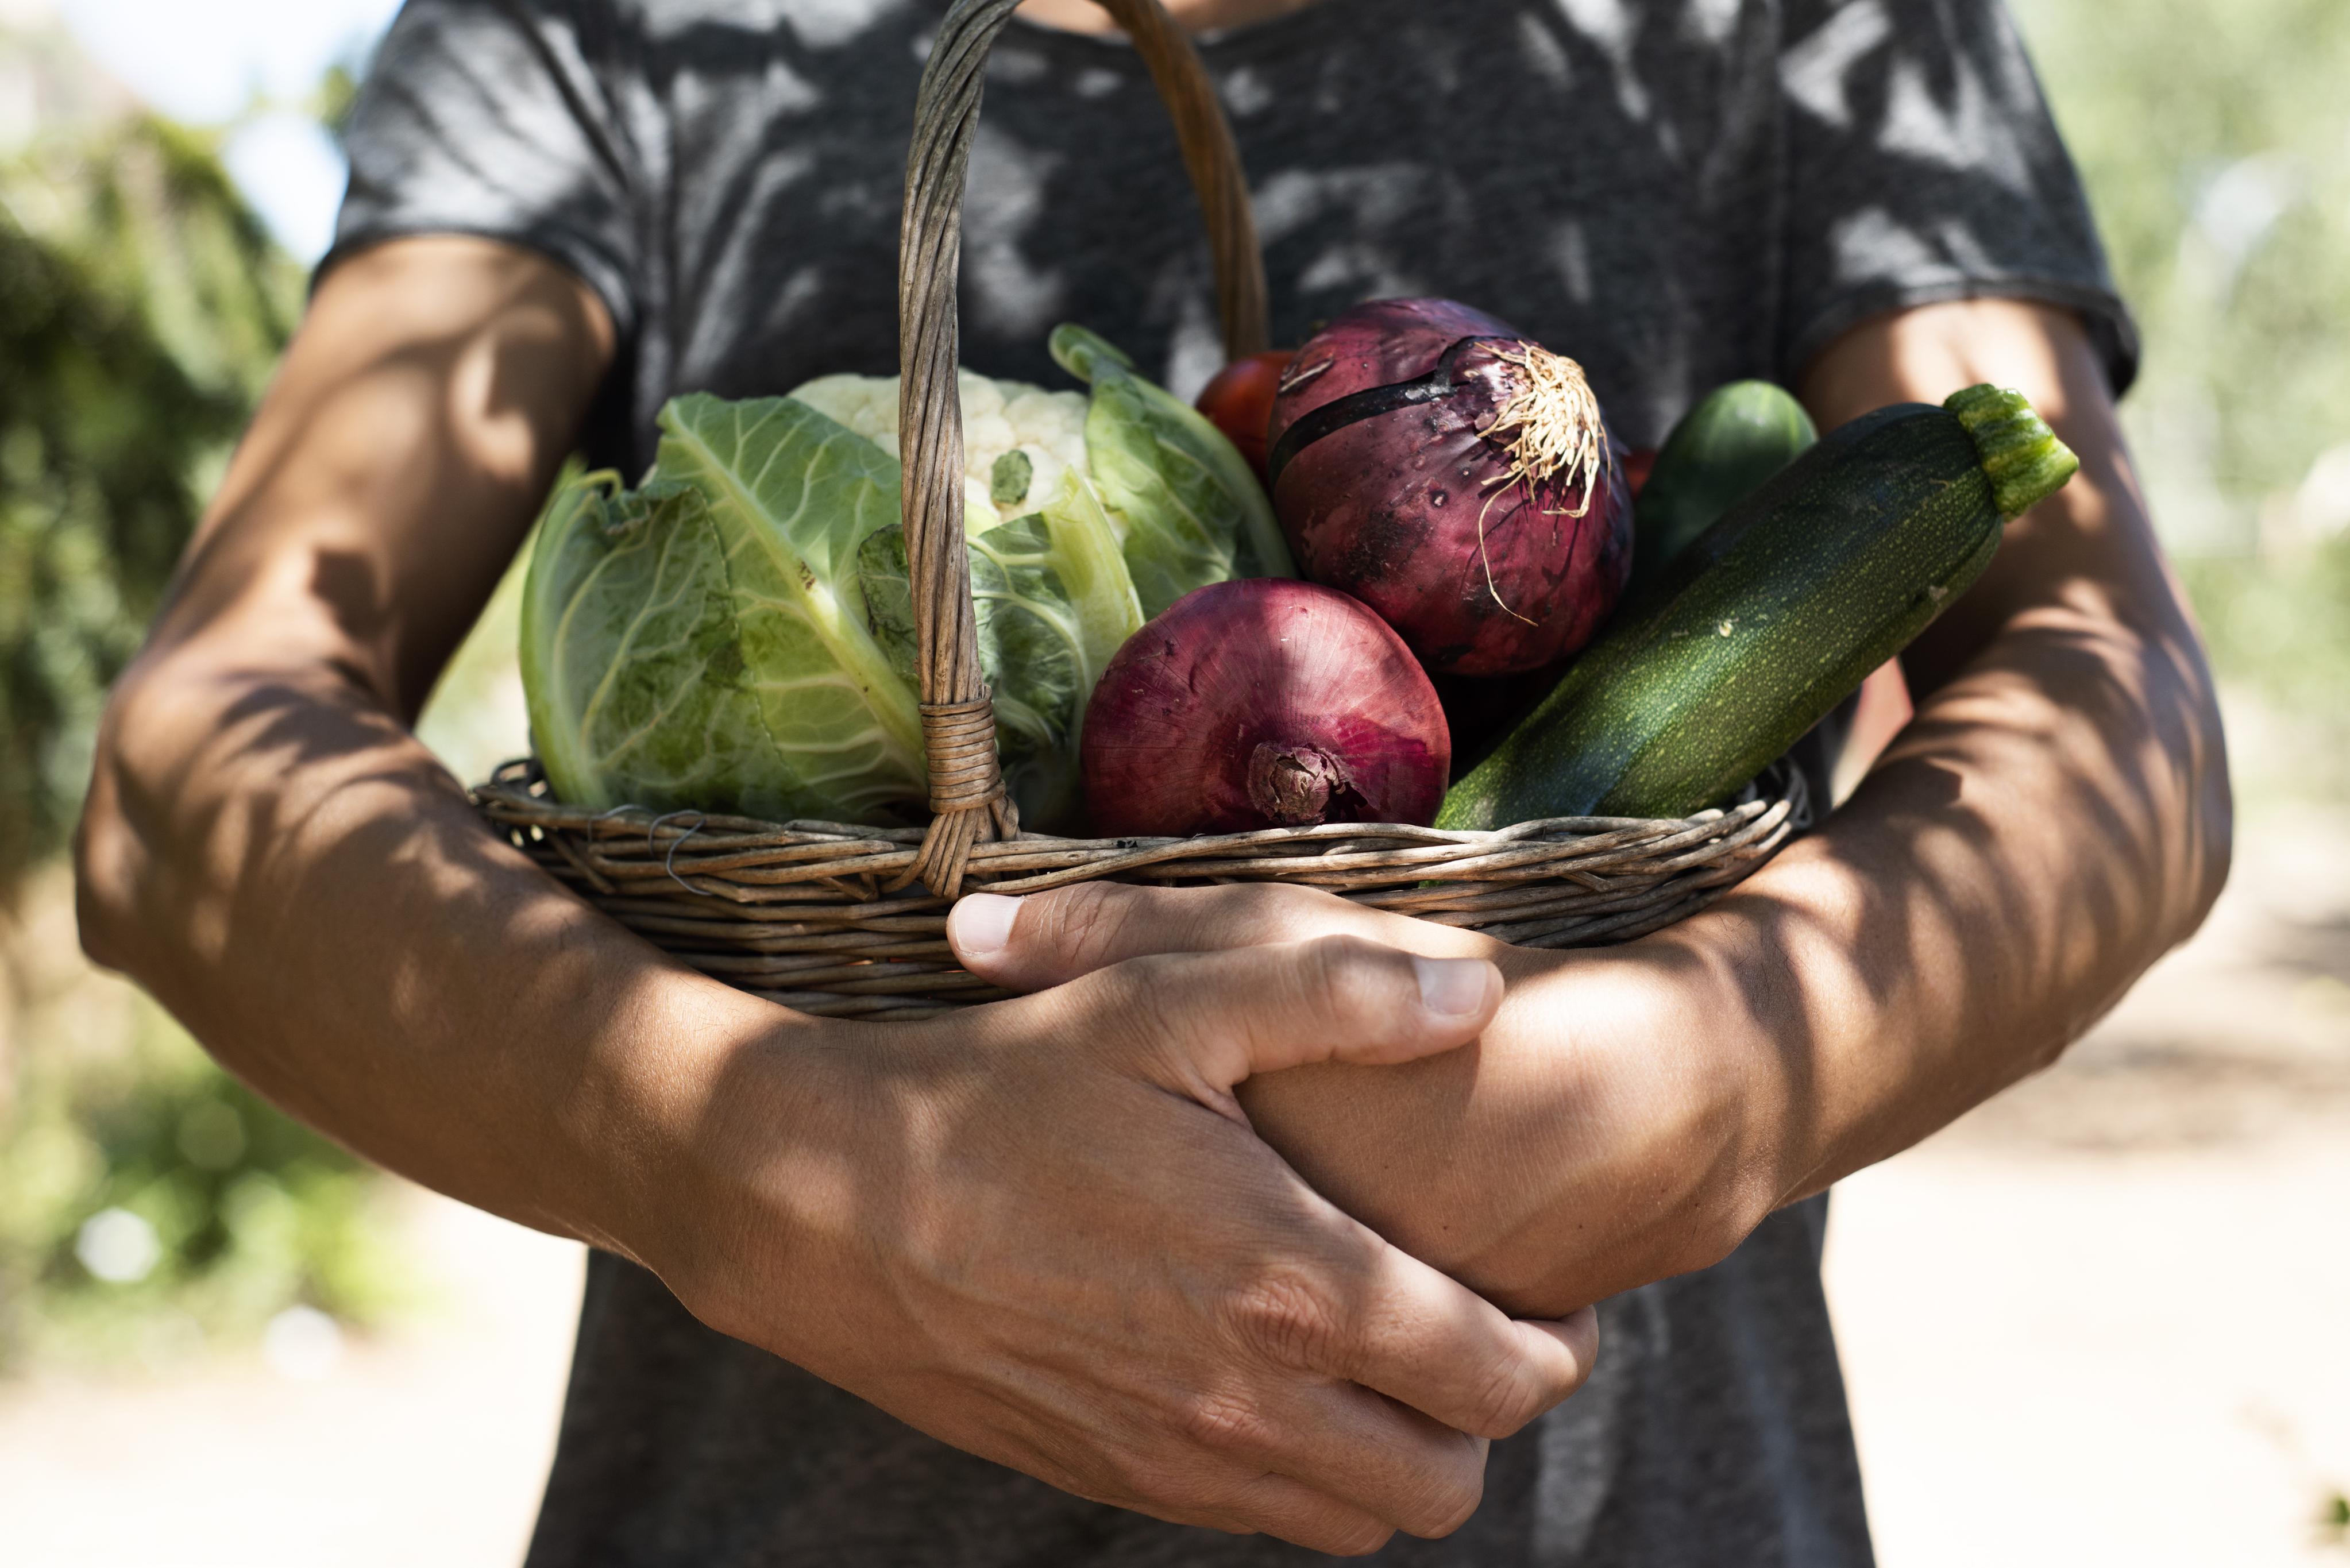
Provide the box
[787,368,1093,532]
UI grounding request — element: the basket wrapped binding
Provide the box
[473,0,1809,1020]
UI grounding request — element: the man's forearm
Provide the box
[1727,299,2230,1200]
[1657,492,2225,1206]
[78,655,768,1257]
[71,234,744,1258]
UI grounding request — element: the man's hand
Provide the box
[669,938,1595,1554]
[950,298,2232,1319]
[950,882,1766,1315]
[74,235,1595,1552]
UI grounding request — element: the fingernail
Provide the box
[950,893,1021,958]
[1414,956,1494,1019]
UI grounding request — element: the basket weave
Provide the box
[474,0,1808,1018]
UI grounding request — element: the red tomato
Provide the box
[1620,446,1659,499]
[1194,349,1294,485]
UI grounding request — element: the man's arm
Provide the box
[76,235,1597,1554]
[954,298,2232,1314]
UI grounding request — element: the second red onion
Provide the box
[1081,579,1450,837]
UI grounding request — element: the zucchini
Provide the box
[1627,380,1818,604]
[1436,385,2078,827]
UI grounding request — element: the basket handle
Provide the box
[893,0,1269,898]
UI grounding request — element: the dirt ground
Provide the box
[1826,802,2350,1566]
[3,773,2344,1565]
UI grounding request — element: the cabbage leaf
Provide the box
[1049,322,1295,617]
[520,476,811,819]
[521,395,929,825]
[858,469,1143,831]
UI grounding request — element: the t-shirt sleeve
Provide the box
[326,0,638,339]
[1777,0,2137,393]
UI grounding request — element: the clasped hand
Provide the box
[954,879,1780,1315]
[646,899,1611,1556]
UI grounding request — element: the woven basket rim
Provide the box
[476,756,1811,903]
[475,759,1810,1017]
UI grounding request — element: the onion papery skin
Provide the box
[1273,298,1522,412]
[1268,298,1633,677]
[1081,579,1451,837]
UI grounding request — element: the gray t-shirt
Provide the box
[333,1,2129,1562]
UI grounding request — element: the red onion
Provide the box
[1267,298,1633,677]
[1081,579,1450,837]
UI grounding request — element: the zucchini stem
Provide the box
[1944,384,2081,519]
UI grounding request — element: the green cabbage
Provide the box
[1048,323,1295,616]
[521,358,1179,831]
[520,393,928,825]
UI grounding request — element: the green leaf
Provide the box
[521,397,931,825]
[855,525,923,692]
[522,475,820,821]
[975,472,1147,830]
[1049,323,1293,617]
[654,392,905,597]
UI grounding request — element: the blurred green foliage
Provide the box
[0,52,386,1373]
[0,113,301,889]
[0,920,398,1370]
[2014,0,2350,788]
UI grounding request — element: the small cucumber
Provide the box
[1627,381,1818,604]
[1436,385,2078,828]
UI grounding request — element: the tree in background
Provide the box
[0,113,296,888]
[0,35,391,1373]
[2014,0,2350,780]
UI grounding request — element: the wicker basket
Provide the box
[473,0,1808,1020]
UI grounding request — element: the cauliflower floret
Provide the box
[964,473,1000,520]
[1002,387,1092,520]
[956,368,1005,421]
[786,373,895,441]
[786,368,1091,530]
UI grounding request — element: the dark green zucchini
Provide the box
[1627,380,1818,603]
[1436,385,2077,828]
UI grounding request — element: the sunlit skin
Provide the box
[1016,0,1332,33]
[75,143,2228,1568]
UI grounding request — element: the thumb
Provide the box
[1093,936,1504,1098]
[948,882,1498,996]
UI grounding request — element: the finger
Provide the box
[1187,1470,1400,1557]
[1238,1381,1491,1541]
[1276,1224,1598,1440]
[1527,1304,1603,1391]
[1108,936,1503,1092]
[950,879,1496,991]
